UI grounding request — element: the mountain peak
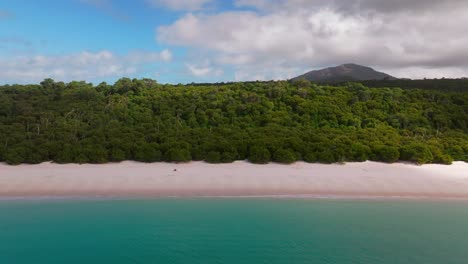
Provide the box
[342,63,360,67]
[293,64,397,82]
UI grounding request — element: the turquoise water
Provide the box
[1,199,468,264]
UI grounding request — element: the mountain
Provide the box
[292,63,397,82]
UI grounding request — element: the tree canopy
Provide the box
[0,78,466,165]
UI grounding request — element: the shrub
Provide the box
[205,151,221,163]
[83,145,109,164]
[429,146,453,165]
[400,143,433,164]
[164,148,192,163]
[110,148,126,162]
[5,147,25,165]
[191,146,206,161]
[373,145,400,163]
[134,143,162,163]
[433,154,453,165]
[273,148,297,164]
[221,151,237,163]
[350,143,371,162]
[317,150,336,164]
[248,146,271,164]
[303,152,318,163]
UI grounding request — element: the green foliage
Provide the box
[221,151,237,163]
[428,144,453,165]
[355,78,468,93]
[164,148,191,163]
[0,78,466,165]
[303,152,318,163]
[433,154,453,165]
[372,145,400,163]
[317,150,337,164]
[400,143,434,165]
[350,143,371,162]
[205,151,222,163]
[83,144,108,164]
[273,149,297,164]
[110,148,126,162]
[248,146,271,164]
[134,143,162,163]
[5,147,26,165]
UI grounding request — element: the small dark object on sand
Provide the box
[174,169,177,172]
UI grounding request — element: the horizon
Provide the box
[2,73,468,87]
[1,0,468,84]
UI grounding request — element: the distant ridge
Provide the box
[292,63,397,82]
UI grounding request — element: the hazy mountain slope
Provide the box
[293,64,397,82]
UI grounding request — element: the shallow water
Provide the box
[1,199,467,263]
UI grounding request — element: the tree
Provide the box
[110,148,126,162]
[5,147,26,165]
[303,151,318,163]
[205,151,221,163]
[0,79,465,165]
[164,148,191,163]
[400,143,433,164]
[134,143,162,163]
[273,148,297,164]
[317,150,336,164]
[372,145,400,163]
[248,146,271,164]
[40,78,55,89]
[350,143,371,162]
[221,151,237,163]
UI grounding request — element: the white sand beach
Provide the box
[0,161,467,199]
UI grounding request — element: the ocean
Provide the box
[1,198,467,263]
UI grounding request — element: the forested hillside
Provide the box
[292,63,396,82]
[337,78,468,92]
[0,78,466,165]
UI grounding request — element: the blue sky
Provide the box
[1,0,467,84]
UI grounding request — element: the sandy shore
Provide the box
[1,161,467,199]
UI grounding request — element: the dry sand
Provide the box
[0,161,467,199]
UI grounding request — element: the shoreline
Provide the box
[1,161,467,200]
[3,195,468,202]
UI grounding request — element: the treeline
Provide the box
[0,78,466,165]
[336,78,468,92]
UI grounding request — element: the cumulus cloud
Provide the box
[147,0,214,11]
[386,67,468,80]
[186,63,223,77]
[157,0,468,80]
[0,49,172,84]
[235,0,467,14]
[159,49,173,61]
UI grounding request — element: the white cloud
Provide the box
[235,0,468,14]
[157,0,468,80]
[234,65,303,82]
[147,0,214,11]
[386,67,468,80]
[186,63,223,77]
[0,50,172,83]
[126,49,172,63]
[159,49,173,61]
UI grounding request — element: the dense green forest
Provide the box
[0,78,466,165]
[337,78,468,92]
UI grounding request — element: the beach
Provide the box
[1,161,467,199]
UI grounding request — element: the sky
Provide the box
[1,0,467,84]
